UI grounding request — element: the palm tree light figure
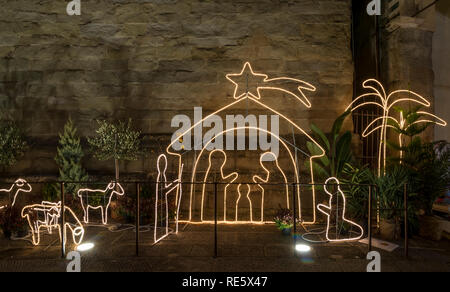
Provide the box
[346,79,440,176]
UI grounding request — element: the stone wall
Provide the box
[433,0,450,142]
[382,0,436,144]
[0,0,354,178]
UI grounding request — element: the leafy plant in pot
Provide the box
[341,163,375,235]
[305,111,353,181]
[274,206,294,235]
[401,140,449,240]
[374,166,409,241]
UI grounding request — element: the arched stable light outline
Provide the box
[167,62,326,225]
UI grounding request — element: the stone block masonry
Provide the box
[0,0,353,177]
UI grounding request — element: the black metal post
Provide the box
[404,183,408,258]
[292,183,297,255]
[136,183,140,257]
[368,185,372,252]
[61,182,65,258]
[214,182,218,258]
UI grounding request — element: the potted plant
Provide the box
[374,166,409,241]
[274,207,294,235]
[88,119,143,183]
[342,163,375,234]
[305,111,353,181]
[403,141,449,240]
[54,118,89,199]
[387,108,449,239]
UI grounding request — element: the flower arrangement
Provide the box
[273,206,294,231]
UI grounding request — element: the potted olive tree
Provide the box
[88,119,143,183]
[88,119,143,219]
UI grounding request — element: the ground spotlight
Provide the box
[76,243,95,252]
[295,244,311,253]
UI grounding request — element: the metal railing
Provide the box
[0,180,410,259]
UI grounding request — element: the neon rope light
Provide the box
[201,149,238,222]
[362,111,447,160]
[0,179,32,210]
[316,177,364,242]
[252,152,289,223]
[191,126,301,224]
[154,154,183,244]
[166,62,325,225]
[346,79,436,176]
[77,182,125,225]
[21,201,85,246]
[235,184,253,222]
[226,62,316,108]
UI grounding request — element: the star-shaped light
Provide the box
[226,62,268,100]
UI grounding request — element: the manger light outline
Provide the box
[77,182,125,225]
[0,179,32,210]
[21,202,85,246]
[316,177,364,242]
[253,152,289,223]
[166,62,326,225]
[346,79,434,176]
[235,184,253,222]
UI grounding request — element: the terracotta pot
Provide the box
[379,218,400,241]
[110,201,120,220]
[419,215,444,241]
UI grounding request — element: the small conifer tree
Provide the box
[55,119,88,197]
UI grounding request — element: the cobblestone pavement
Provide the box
[0,224,449,272]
